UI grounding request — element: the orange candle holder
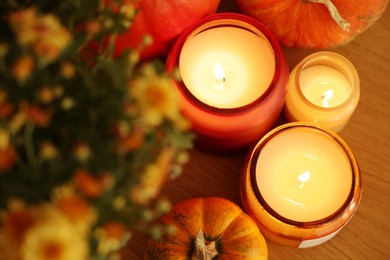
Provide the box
[284,52,360,132]
[240,122,362,248]
[166,13,289,154]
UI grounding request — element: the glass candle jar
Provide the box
[166,13,289,154]
[240,122,362,248]
[284,52,360,132]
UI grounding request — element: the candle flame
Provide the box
[212,62,225,91]
[298,170,311,189]
[321,89,334,108]
[214,62,225,80]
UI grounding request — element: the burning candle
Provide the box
[166,13,289,153]
[179,26,274,108]
[300,65,351,108]
[240,122,362,248]
[257,125,352,222]
[284,52,360,132]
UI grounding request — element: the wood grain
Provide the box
[122,1,390,259]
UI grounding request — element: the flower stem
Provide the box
[24,123,37,169]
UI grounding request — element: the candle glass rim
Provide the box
[294,51,360,112]
[166,12,284,114]
[249,122,361,227]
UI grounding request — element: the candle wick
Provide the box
[212,62,226,91]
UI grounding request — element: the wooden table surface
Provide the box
[123,1,390,259]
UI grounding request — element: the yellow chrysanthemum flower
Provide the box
[94,222,130,256]
[8,8,72,66]
[129,65,181,127]
[20,207,89,260]
[130,147,173,205]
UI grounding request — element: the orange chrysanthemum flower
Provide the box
[1,204,35,245]
[102,222,126,239]
[73,170,112,198]
[55,195,94,225]
[60,62,76,79]
[9,8,72,66]
[12,55,34,82]
[0,102,13,118]
[38,87,56,104]
[0,130,17,171]
[0,146,17,171]
[73,170,103,198]
[72,142,91,162]
[115,123,145,153]
[95,221,130,256]
[21,103,51,127]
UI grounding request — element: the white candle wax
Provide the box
[300,65,352,108]
[179,27,275,109]
[256,127,352,222]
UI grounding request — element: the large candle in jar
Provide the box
[256,125,352,222]
[284,52,360,132]
[179,26,275,109]
[166,13,289,153]
[240,122,362,248]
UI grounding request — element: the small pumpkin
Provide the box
[144,197,267,260]
[236,0,389,48]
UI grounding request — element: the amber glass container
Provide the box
[166,13,289,153]
[240,122,362,247]
[284,52,360,132]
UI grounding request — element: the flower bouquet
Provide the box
[0,1,192,259]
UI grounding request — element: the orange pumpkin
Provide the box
[236,0,389,48]
[97,0,221,60]
[144,197,267,260]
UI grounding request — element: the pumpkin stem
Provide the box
[306,0,350,31]
[192,230,218,260]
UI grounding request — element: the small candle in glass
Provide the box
[284,52,360,132]
[240,122,362,248]
[166,13,289,153]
